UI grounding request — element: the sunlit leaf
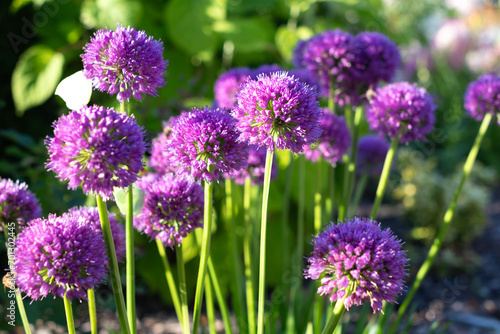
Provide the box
[113,184,145,216]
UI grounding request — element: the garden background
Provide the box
[1,0,500,332]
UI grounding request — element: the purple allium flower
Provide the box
[214,67,252,109]
[304,110,351,166]
[289,68,321,94]
[355,32,400,87]
[0,178,41,226]
[224,146,278,185]
[165,107,248,183]
[81,24,168,102]
[356,135,391,177]
[302,29,362,105]
[366,82,436,144]
[292,38,311,68]
[134,173,203,248]
[464,74,500,122]
[65,206,125,262]
[149,116,181,175]
[305,217,408,313]
[45,105,147,201]
[14,214,108,301]
[232,72,322,153]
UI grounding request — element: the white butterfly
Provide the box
[55,70,93,110]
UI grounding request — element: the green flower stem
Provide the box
[344,106,364,216]
[244,178,257,334]
[96,195,131,334]
[176,243,190,334]
[64,292,76,334]
[87,288,98,334]
[326,167,334,220]
[314,158,323,234]
[257,150,275,334]
[192,165,215,334]
[370,136,398,219]
[349,173,368,217]
[329,78,336,114]
[334,162,346,221]
[205,274,217,334]
[313,288,324,334]
[224,178,246,331]
[126,185,136,333]
[388,112,492,334]
[156,238,183,323]
[321,298,346,334]
[281,152,294,293]
[15,292,32,334]
[208,257,233,334]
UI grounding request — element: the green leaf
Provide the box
[165,0,226,61]
[80,0,143,30]
[275,25,314,63]
[113,184,145,216]
[213,17,275,53]
[11,45,64,116]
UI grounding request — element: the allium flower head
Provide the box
[214,67,252,109]
[464,74,500,122]
[224,146,278,185]
[356,135,391,177]
[366,82,436,144]
[81,24,168,102]
[292,38,311,68]
[45,105,147,201]
[302,29,362,105]
[0,178,41,226]
[355,32,400,87]
[66,206,125,262]
[232,71,322,153]
[165,107,248,183]
[15,214,108,301]
[134,173,203,248]
[305,217,408,313]
[149,116,181,175]
[304,110,351,166]
[289,68,321,94]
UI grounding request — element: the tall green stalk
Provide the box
[192,165,215,334]
[87,289,98,334]
[15,292,31,334]
[208,257,234,334]
[244,178,257,334]
[321,297,346,334]
[370,136,398,219]
[387,113,492,334]
[176,243,190,334]
[344,106,364,216]
[156,238,183,323]
[205,274,217,334]
[64,292,76,334]
[257,150,275,334]
[313,160,324,334]
[96,195,130,334]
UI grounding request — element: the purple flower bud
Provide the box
[464,74,500,122]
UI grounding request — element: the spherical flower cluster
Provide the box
[45,105,147,201]
[355,32,400,87]
[292,38,311,68]
[304,111,351,166]
[149,117,180,175]
[366,82,436,144]
[224,146,278,185]
[134,173,203,248]
[165,107,248,183]
[81,24,168,102]
[0,178,41,226]
[305,217,408,313]
[214,67,252,109]
[356,135,391,177]
[464,74,500,122]
[232,71,322,153]
[15,214,108,301]
[66,206,126,262]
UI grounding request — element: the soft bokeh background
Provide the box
[1,0,500,332]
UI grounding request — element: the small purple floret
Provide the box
[366,82,436,144]
[134,173,203,248]
[305,217,408,313]
[15,214,108,301]
[464,74,500,122]
[45,105,147,201]
[81,24,168,102]
[232,71,322,153]
[304,110,351,166]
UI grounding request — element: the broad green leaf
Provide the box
[213,17,275,53]
[113,184,145,216]
[275,25,314,63]
[80,0,143,30]
[12,45,64,116]
[165,0,226,61]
